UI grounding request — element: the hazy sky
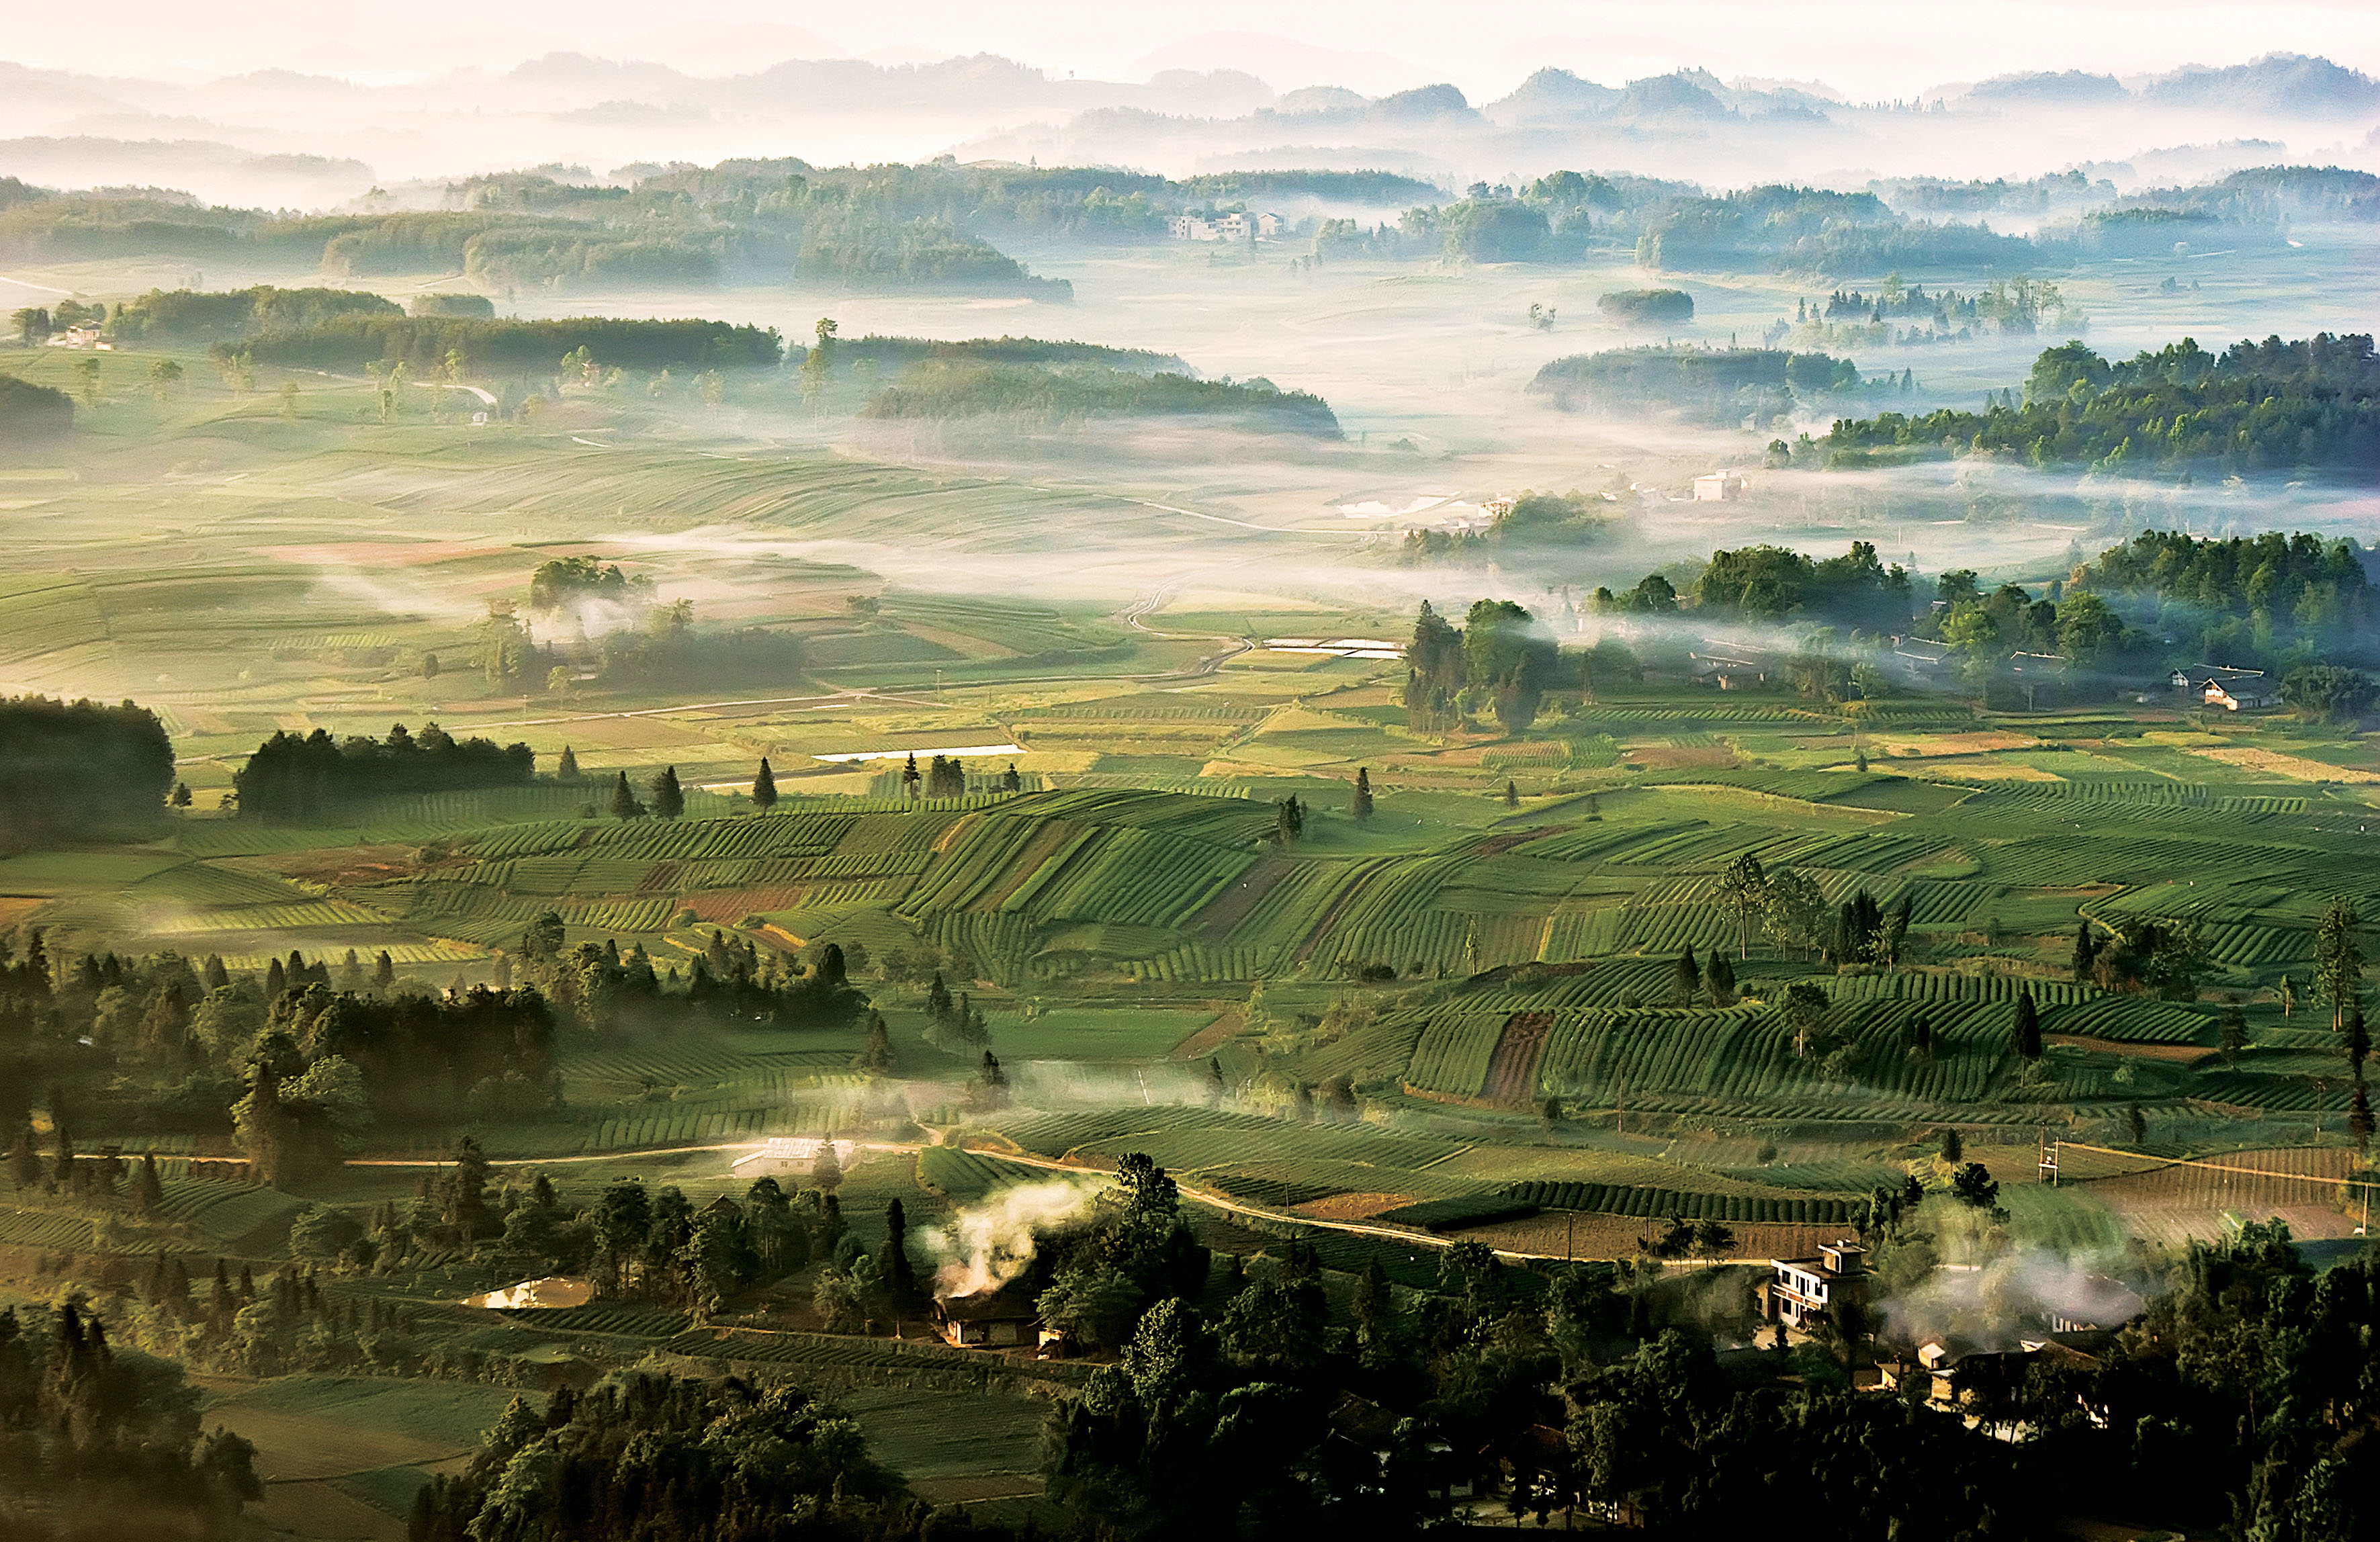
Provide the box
[15,0,2377,97]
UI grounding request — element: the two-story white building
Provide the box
[1763,1238,1867,1329]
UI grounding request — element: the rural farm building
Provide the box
[1882,1336,2107,1413]
[2006,650,2070,709]
[2171,664,2277,709]
[2203,676,2281,711]
[930,1281,1045,1349]
[1688,647,1771,690]
[1760,1238,1867,1329]
[730,1136,856,1179]
[1892,635,1955,684]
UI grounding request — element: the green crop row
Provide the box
[1373,1193,1541,1230]
[1505,1179,1856,1225]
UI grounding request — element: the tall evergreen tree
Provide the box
[6,1120,38,1191]
[858,1011,893,1074]
[2072,921,2101,984]
[1673,946,1700,1004]
[1880,893,1912,965]
[1706,952,1736,1006]
[2013,992,2042,1060]
[752,757,777,810]
[881,1198,919,1308]
[1352,767,1374,821]
[1503,778,1519,808]
[50,1119,73,1191]
[650,766,685,820]
[372,950,395,989]
[2217,1004,2249,1067]
[130,1151,164,1218]
[556,745,579,780]
[1001,762,1022,793]
[202,954,229,991]
[900,754,920,799]
[2317,898,2363,1032]
[608,770,642,820]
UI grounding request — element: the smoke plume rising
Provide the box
[929,1174,1103,1300]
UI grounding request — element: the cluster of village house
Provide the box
[1165,210,1285,241]
[1763,1240,2133,1420]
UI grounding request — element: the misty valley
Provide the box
[1,29,2379,1542]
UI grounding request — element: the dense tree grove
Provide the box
[232,722,535,819]
[1528,345,1863,422]
[2076,527,2379,665]
[0,694,175,845]
[862,361,1341,435]
[1635,183,2039,273]
[0,1301,261,1537]
[516,921,868,1035]
[229,985,557,1181]
[1402,599,1558,733]
[406,1375,938,1542]
[1824,332,2380,477]
[0,922,865,1186]
[1692,539,1915,629]
[217,316,785,373]
[109,284,402,341]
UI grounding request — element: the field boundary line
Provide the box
[2056,1140,2375,1188]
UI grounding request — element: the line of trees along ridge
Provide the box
[232,723,534,820]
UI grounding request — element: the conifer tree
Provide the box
[609,770,642,820]
[556,745,579,780]
[650,766,685,820]
[6,1120,38,1191]
[1353,766,1374,821]
[2072,921,2100,984]
[881,1198,919,1307]
[1673,945,1700,1004]
[752,757,778,810]
[202,954,230,991]
[130,1151,164,1218]
[265,957,286,997]
[1504,778,1519,808]
[1706,952,1736,1006]
[2217,1004,2248,1067]
[901,754,920,799]
[373,950,396,989]
[858,1011,893,1075]
[2013,992,2042,1060]
[1001,762,1022,793]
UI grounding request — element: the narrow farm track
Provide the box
[959,1144,1709,1265]
[349,1140,918,1167]
[356,1134,1641,1263]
